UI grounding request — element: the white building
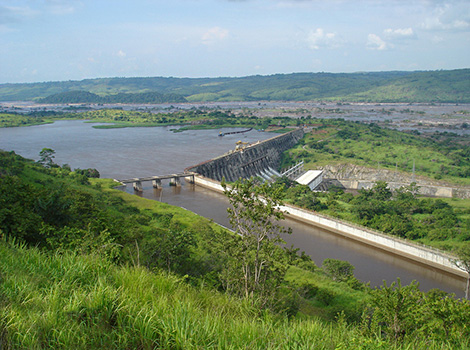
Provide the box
[295,170,323,190]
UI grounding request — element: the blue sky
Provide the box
[0,0,469,83]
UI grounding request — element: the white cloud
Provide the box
[201,27,229,46]
[0,5,38,23]
[117,50,126,58]
[307,28,341,50]
[0,1,79,24]
[383,27,415,39]
[422,2,470,31]
[46,0,82,15]
[311,58,322,67]
[367,34,388,50]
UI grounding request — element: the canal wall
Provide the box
[192,175,467,278]
[321,164,470,199]
[186,128,304,182]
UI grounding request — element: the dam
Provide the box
[186,128,304,181]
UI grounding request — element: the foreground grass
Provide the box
[1,240,465,350]
[96,178,225,231]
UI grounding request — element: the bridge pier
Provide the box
[170,176,181,187]
[133,181,143,192]
[119,172,196,191]
[185,174,195,184]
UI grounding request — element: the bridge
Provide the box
[118,129,305,192]
[117,172,196,192]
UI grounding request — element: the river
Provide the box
[0,120,466,296]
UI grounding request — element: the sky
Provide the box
[0,0,469,83]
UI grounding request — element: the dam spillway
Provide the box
[186,128,304,182]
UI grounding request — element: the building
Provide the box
[296,170,323,190]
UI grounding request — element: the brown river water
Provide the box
[0,120,466,296]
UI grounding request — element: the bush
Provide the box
[322,259,355,282]
[316,288,336,306]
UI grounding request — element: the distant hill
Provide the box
[36,90,187,104]
[0,69,468,103]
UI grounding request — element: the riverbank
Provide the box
[193,175,467,280]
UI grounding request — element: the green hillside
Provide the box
[0,69,468,103]
[340,69,470,103]
[1,150,470,348]
[36,90,187,104]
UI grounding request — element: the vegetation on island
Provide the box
[0,69,468,103]
[0,108,300,130]
[1,149,470,349]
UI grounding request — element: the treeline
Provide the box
[1,69,468,102]
[36,90,187,104]
[0,108,293,129]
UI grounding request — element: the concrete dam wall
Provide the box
[187,129,304,182]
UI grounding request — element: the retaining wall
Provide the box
[321,164,470,199]
[192,175,467,278]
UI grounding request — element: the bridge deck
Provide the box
[118,172,196,184]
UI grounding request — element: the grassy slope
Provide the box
[1,241,464,350]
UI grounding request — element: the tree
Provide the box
[452,243,470,299]
[38,148,56,168]
[368,279,421,341]
[363,279,470,344]
[221,178,291,305]
[371,181,392,201]
[151,228,196,274]
[322,258,355,282]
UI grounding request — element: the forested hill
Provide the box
[36,91,187,104]
[0,69,468,103]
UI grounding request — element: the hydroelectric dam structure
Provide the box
[115,128,305,190]
[186,128,305,182]
[115,127,467,281]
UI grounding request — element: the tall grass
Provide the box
[0,240,466,349]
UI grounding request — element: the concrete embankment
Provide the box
[193,175,467,279]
